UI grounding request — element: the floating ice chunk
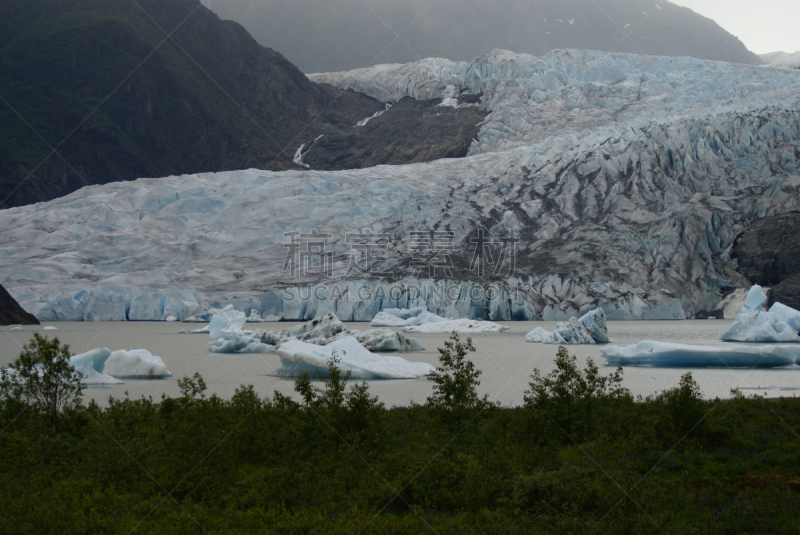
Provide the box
[600,340,799,368]
[9,325,22,331]
[165,315,177,322]
[276,312,347,342]
[403,318,509,333]
[349,329,425,352]
[527,308,608,344]
[70,348,122,384]
[207,307,274,353]
[43,326,57,331]
[272,337,435,379]
[263,313,424,352]
[769,302,800,333]
[721,286,800,343]
[70,347,172,381]
[370,308,447,327]
[103,349,172,379]
[743,285,768,311]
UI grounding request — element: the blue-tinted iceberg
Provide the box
[272,337,435,379]
[207,306,274,354]
[721,286,800,343]
[70,347,172,383]
[526,308,608,344]
[600,340,800,368]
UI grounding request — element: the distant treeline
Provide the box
[1,334,799,533]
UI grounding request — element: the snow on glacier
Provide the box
[1,50,800,322]
[272,337,435,379]
[600,340,800,368]
[721,285,800,343]
[526,308,608,344]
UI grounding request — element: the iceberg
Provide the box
[102,349,172,379]
[370,307,448,327]
[263,313,424,352]
[402,318,509,333]
[600,340,800,368]
[69,348,122,385]
[207,306,275,354]
[70,347,172,383]
[272,337,435,379]
[721,286,800,343]
[526,308,608,344]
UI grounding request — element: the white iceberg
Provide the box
[721,286,800,343]
[526,308,608,344]
[600,340,800,368]
[272,336,435,379]
[70,347,172,383]
[102,349,172,379]
[207,306,275,354]
[9,325,23,331]
[402,318,509,333]
[370,307,447,327]
[43,326,57,331]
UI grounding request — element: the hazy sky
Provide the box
[670,0,800,54]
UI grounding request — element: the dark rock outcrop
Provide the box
[732,212,800,308]
[0,0,485,208]
[0,284,39,325]
[302,98,488,170]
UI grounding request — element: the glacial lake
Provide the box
[3,320,800,407]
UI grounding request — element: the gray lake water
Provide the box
[3,320,800,407]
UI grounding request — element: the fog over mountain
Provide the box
[208,0,761,74]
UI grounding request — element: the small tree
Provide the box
[426,332,487,412]
[524,346,627,437]
[0,333,84,418]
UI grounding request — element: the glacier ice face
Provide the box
[272,337,435,379]
[70,347,172,383]
[600,340,800,368]
[720,285,800,342]
[2,50,800,322]
[525,308,607,344]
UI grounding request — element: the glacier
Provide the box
[721,285,800,342]
[526,308,608,344]
[1,49,800,322]
[600,340,800,368]
[272,337,435,379]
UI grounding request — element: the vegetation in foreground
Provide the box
[1,333,800,533]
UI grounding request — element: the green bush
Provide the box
[0,333,84,419]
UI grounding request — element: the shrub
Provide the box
[0,333,84,419]
[524,345,628,438]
